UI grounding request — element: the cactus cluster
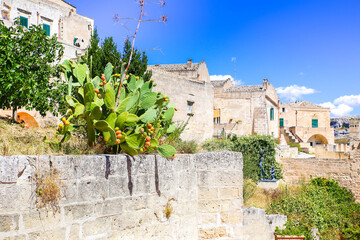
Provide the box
[49,58,177,158]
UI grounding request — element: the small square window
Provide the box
[312,119,318,128]
[282,107,286,113]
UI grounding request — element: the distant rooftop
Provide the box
[287,101,327,109]
[210,79,230,87]
[149,59,204,72]
[210,79,265,93]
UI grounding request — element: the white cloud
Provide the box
[276,85,316,101]
[319,102,353,117]
[334,94,360,107]
[210,75,243,86]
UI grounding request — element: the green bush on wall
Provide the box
[202,135,282,182]
[231,135,282,182]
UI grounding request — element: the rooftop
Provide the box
[287,101,328,109]
[149,60,204,72]
[225,85,264,93]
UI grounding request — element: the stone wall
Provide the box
[281,142,360,201]
[151,69,214,142]
[242,207,287,240]
[0,151,246,239]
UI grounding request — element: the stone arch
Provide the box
[307,134,328,146]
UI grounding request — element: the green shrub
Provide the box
[170,140,198,154]
[288,142,302,152]
[201,135,282,182]
[267,177,360,240]
[231,135,282,182]
[201,138,235,152]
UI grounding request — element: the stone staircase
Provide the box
[283,128,302,143]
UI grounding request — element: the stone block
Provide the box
[27,228,66,240]
[69,223,80,240]
[220,212,242,224]
[0,214,19,232]
[0,156,18,183]
[78,179,107,201]
[2,235,27,240]
[199,226,227,239]
[198,187,218,200]
[219,187,240,198]
[197,171,216,187]
[198,200,221,213]
[200,213,218,224]
[108,176,128,198]
[109,155,127,176]
[22,210,61,230]
[60,180,77,204]
[216,171,241,186]
[64,203,94,221]
[102,198,123,216]
[82,217,111,237]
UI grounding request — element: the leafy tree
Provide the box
[122,39,152,81]
[0,20,65,122]
[87,34,151,81]
[87,29,104,78]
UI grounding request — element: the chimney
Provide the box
[263,78,269,88]
[187,59,192,64]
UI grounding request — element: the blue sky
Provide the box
[73,0,360,117]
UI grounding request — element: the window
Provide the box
[282,107,286,113]
[20,16,28,28]
[187,101,194,115]
[214,109,220,124]
[43,23,50,36]
[279,118,284,127]
[270,107,274,121]
[312,119,318,128]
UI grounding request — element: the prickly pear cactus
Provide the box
[50,59,177,158]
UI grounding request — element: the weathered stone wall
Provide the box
[281,142,360,201]
[242,207,287,240]
[151,69,214,142]
[0,151,245,239]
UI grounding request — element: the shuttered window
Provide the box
[270,107,274,121]
[279,118,284,127]
[43,24,50,36]
[20,16,28,28]
[312,119,318,128]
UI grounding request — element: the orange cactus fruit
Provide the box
[65,121,70,126]
[59,123,63,128]
[126,75,129,79]
[116,139,121,144]
[175,108,178,111]
[99,82,104,86]
[116,130,122,135]
[114,83,119,87]
[140,128,145,134]
[97,94,101,98]
[163,95,167,99]
[151,127,155,131]
[145,142,151,147]
[62,117,66,123]
[136,76,139,80]
[143,147,148,151]
[146,136,151,142]
[117,134,122,139]
[94,89,99,93]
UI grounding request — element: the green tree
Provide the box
[87,28,104,78]
[0,20,65,122]
[122,39,152,81]
[87,35,151,81]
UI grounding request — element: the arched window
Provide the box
[270,107,274,121]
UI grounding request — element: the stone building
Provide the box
[279,101,334,147]
[148,60,214,142]
[1,0,94,59]
[211,78,280,138]
[349,119,360,140]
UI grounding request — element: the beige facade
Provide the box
[148,60,214,142]
[279,101,334,146]
[211,78,280,138]
[1,0,94,59]
[349,119,360,139]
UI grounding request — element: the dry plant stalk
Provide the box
[113,0,167,107]
[29,157,63,213]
